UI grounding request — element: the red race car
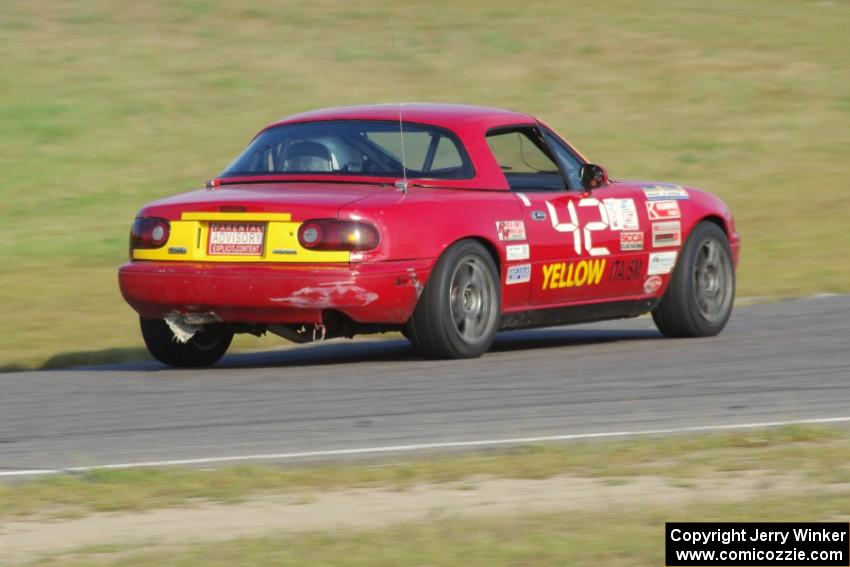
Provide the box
[119,104,740,367]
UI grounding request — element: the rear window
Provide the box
[222,120,474,180]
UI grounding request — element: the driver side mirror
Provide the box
[579,163,609,190]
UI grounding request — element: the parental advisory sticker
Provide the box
[666,523,849,566]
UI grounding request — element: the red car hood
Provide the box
[138,183,386,221]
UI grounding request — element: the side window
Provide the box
[486,129,565,191]
[543,131,584,191]
[430,136,463,171]
[365,131,468,176]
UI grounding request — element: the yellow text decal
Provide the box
[541,259,607,290]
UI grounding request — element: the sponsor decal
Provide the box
[496,220,527,241]
[530,210,546,221]
[652,221,681,248]
[609,258,644,282]
[506,264,531,285]
[643,275,663,294]
[541,259,607,290]
[620,231,644,251]
[642,183,689,200]
[648,251,678,275]
[646,200,681,220]
[506,243,530,261]
[603,198,640,231]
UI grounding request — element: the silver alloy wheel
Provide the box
[693,237,733,324]
[448,256,498,345]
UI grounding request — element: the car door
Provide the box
[486,126,649,308]
[541,127,658,301]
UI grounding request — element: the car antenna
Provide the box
[391,25,409,194]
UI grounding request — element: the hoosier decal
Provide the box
[541,259,606,290]
[652,221,681,248]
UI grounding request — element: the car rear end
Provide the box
[118,185,429,333]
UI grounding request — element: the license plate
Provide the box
[208,222,265,256]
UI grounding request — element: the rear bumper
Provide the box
[118,260,432,325]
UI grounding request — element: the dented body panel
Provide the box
[119,259,431,325]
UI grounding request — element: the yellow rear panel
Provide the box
[132,212,350,263]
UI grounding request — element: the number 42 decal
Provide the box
[546,198,610,257]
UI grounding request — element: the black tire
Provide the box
[407,240,501,359]
[652,221,735,338]
[401,323,419,348]
[140,317,233,368]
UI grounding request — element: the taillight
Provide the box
[130,217,170,253]
[298,220,380,251]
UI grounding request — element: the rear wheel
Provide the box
[401,323,419,348]
[652,221,735,337]
[140,317,233,368]
[407,240,501,359]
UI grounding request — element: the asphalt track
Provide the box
[1,295,848,475]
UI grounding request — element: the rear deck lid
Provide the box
[133,182,383,263]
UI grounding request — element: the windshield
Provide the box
[221,120,474,180]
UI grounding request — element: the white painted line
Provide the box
[0,469,57,477]
[3,415,850,478]
[516,192,531,207]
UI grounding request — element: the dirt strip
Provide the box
[0,472,828,564]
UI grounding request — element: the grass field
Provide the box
[22,495,850,567]
[2,0,849,367]
[4,426,850,565]
[1,425,844,521]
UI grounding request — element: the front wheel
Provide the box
[652,221,735,337]
[140,317,233,368]
[407,240,501,359]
